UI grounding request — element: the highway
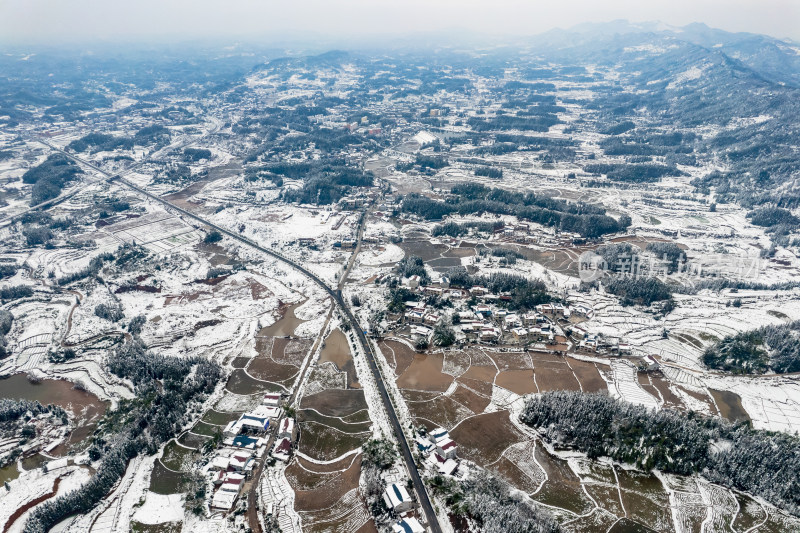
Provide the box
[2,120,222,228]
[42,143,444,533]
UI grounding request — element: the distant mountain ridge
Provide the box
[531,19,800,87]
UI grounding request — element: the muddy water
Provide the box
[0,462,19,484]
[260,301,306,337]
[20,453,47,471]
[0,374,108,456]
[709,389,750,423]
[318,329,360,388]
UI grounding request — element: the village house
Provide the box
[210,471,247,511]
[263,393,282,408]
[278,417,296,441]
[479,326,501,343]
[415,435,434,454]
[404,309,425,324]
[536,303,568,318]
[251,403,281,420]
[511,327,528,342]
[572,324,589,339]
[503,313,522,329]
[219,472,245,494]
[230,434,264,449]
[436,437,458,460]
[392,517,426,533]
[458,320,481,338]
[430,428,450,446]
[211,487,238,511]
[411,325,432,339]
[210,455,231,471]
[469,286,489,296]
[446,289,463,299]
[423,286,443,296]
[228,451,252,472]
[272,437,292,462]
[223,413,270,439]
[383,482,414,513]
[522,312,543,326]
[473,305,492,317]
[422,312,441,326]
[404,275,421,289]
[571,304,593,318]
[438,457,458,476]
[581,335,599,351]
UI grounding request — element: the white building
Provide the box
[392,516,426,533]
[383,482,414,513]
[435,438,458,460]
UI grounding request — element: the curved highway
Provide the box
[42,144,444,533]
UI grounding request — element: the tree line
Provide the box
[67,125,171,153]
[429,470,560,533]
[23,338,221,533]
[521,391,800,516]
[432,220,502,238]
[703,320,800,374]
[401,183,630,239]
[584,162,685,183]
[277,160,374,205]
[447,266,551,311]
[22,154,83,205]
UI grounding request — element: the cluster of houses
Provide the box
[430,221,585,247]
[415,427,467,479]
[395,278,594,348]
[570,327,634,355]
[208,448,258,511]
[206,392,294,512]
[271,416,296,463]
[457,307,557,345]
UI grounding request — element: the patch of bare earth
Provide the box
[568,358,608,393]
[289,455,362,510]
[379,340,415,376]
[396,352,453,392]
[449,410,524,466]
[300,389,368,418]
[531,352,581,392]
[496,369,538,395]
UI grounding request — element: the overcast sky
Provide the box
[2,0,798,45]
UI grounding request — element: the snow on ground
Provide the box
[1,464,89,533]
[704,375,800,433]
[258,463,302,533]
[131,491,185,525]
[3,298,72,373]
[63,284,120,346]
[357,243,404,267]
[606,360,661,409]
